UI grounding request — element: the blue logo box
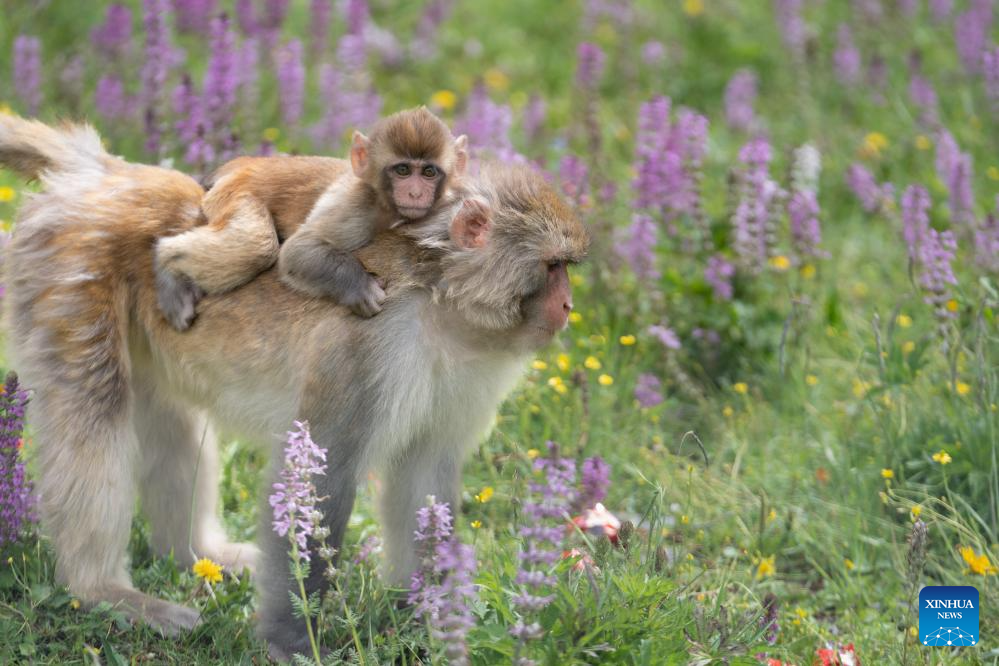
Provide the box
[919,585,979,647]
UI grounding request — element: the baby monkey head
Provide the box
[350,106,468,221]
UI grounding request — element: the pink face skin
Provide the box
[388,160,444,219]
[541,261,574,332]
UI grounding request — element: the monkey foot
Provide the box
[154,263,205,331]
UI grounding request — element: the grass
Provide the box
[1,0,998,663]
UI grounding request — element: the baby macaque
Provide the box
[154,107,468,329]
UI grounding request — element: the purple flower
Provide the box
[724,69,757,133]
[411,0,455,60]
[522,94,546,143]
[954,3,992,75]
[704,254,735,301]
[310,0,333,56]
[353,535,381,564]
[455,85,519,162]
[732,137,783,269]
[909,72,938,124]
[935,130,975,228]
[833,24,861,87]
[615,214,660,280]
[930,0,952,23]
[141,0,173,155]
[13,36,42,115]
[269,421,328,561]
[974,205,999,273]
[984,47,999,109]
[235,0,258,35]
[774,0,806,59]
[897,0,918,17]
[173,0,217,34]
[91,4,133,58]
[577,456,610,511]
[275,39,305,125]
[558,154,590,209]
[576,42,606,88]
[634,373,664,408]
[344,0,369,35]
[901,184,931,261]
[173,74,213,167]
[0,372,33,547]
[202,13,239,154]
[853,0,883,22]
[845,163,890,213]
[917,229,958,320]
[641,40,666,65]
[788,190,825,261]
[649,324,681,350]
[95,75,128,120]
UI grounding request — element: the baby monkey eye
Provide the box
[393,163,412,176]
[421,165,439,178]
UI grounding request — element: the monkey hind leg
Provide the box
[133,380,259,575]
[154,196,279,330]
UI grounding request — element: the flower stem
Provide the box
[291,541,323,666]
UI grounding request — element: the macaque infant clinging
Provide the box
[154,106,468,329]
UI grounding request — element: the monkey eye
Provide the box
[393,163,412,176]
[421,165,439,178]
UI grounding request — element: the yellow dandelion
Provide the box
[861,131,889,158]
[70,598,81,610]
[722,405,734,418]
[932,450,952,465]
[896,314,912,328]
[768,255,791,271]
[902,340,916,354]
[960,546,998,576]
[909,626,918,638]
[733,382,748,395]
[680,514,690,525]
[556,353,570,372]
[953,381,971,396]
[474,486,494,503]
[767,509,777,522]
[531,360,548,371]
[568,311,582,324]
[0,186,16,203]
[619,334,636,346]
[805,374,819,386]
[988,166,999,182]
[192,557,224,585]
[915,135,932,151]
[756,555,776,579]
[844,558,855,571]
[584,355,601,370]
[881,468,894,479]
[526,448,539,459]
[470,520,482,529]
[800,263,816,279]
[683,0,704,16]
[598,374,614,386]
[262,127,281,142]
[911,505,922,519]
[547,376,563,388]
[945,299,959,313]
[430,89,457,111]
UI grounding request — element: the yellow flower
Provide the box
[902,340,916,354]
[568,311,582,324]
[881,468,894,479]
[547,376,563,388]
[852,378,870,398]
[680,514,690,525]
[767,509,776,522]
[960,546,998,575]
[733,382,748,395]
[0,186,15,203]
[529,404,540,414]
[584,356,601,370]
[805,374,819,386]
[932,450,952,465]
[896,314,912,328]
[800,263,816,279]
[526,448,539,459]
[852,282,869,298]
[262,127,281,142]
[474,486,494,503]
[0,103,12,116]
[598,374,613,386]
[768,255,791,271]
[722,405,734,418]
[619,334,636,346]
[483,68,509,92]
[844,558,855,571]
[756,555,775,579]
[192,557,223,585]
[430,89,457,111]
[556,354,570,372]
[70,598,81,610]
[954,381,971,396]
[470,520,482,529]
[915,135,932,151]
[911,505,922,519]
[988,166,999,182]
[909,626,918,638]
[683,0,704,16]
[531,360,548,370]
[861,131,889,158]
[945,299,959,313]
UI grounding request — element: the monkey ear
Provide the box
[350,131,370,177]
[453,135,469,177]
[450,198,492,250]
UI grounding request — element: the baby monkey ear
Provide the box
[450,197,492,250]
[350,131,370,177]
[453,135,469,177]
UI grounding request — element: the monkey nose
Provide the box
[563,299,573,313]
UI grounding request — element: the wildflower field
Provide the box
[2,0,999,663]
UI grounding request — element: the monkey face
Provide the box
[387,161,445,219]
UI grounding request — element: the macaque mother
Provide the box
[0,117,588,658]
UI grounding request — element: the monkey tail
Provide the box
[0,114,110,182]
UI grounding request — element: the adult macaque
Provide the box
[154,107,468,329]
[0,115,588,659]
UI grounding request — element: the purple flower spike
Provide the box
[634,373,664,408]
[833,25,861,87]
[91,4,133,58]
[275,39,305,125]
[0,373,33,547]
[724,69,757,132]
[576,42,606,88]
[13,36,42,115]
[269,421,328,561]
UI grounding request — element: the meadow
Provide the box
[0,0,998,664]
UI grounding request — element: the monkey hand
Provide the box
[154,264,205,331]
[344,275,387,318]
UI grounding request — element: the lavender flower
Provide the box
[833,24,861,87]
[634,373,664,408]
[173,74,213,167]
[522,94,546,144]
[235,0,258,35]
[201,13,239,159]
[309,0,333,56]
[91,4,133,58]
[984,47,999,110]
[411,0,455,60]
[845,163,890,213]
[930,0,952,22]
[94,75,128,120]
[13,36,42,115]
[974,206,999,273]
[788,190,825,261]
[353,535,381,564]
[0,372,32,547]
[731,137,782,269]
[704,254,735,300]
[615,214,660,280]
[901,184,931,261]
[576,42,606,89]
[344,0,369,35]
[649,324,681,350]
[275,39,305,125]
[455,85,519,162]
[641,40,666,65]
[558,154,590,209]
[918,229,958,321]
[724,69,757,133]
[954,3,992,75]
[173,0,217,34]
[908,72,938,125]
[577,456,610,511]
[774,0,806,60]
[141,0,173,155]
[269,421,328,561]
